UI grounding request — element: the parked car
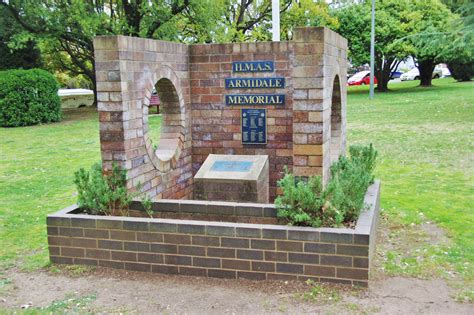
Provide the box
[400,68,443,81]
[438,66,451,78]
[347,71,378,86]
[390,71,403,79]
[58,89,94,109]
[346,68,359,80]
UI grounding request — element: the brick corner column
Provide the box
[93,36,128,173]
[291,27,327,182]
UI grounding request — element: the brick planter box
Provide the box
[47,181,380,287]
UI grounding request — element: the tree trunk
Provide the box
[418,58,435,87]
[375,57,392,92]
[85,63,97,107]
[122,0,142,36]
[91,75,97,107]
[92,79,97,107]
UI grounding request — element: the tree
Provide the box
[0,6,42,70]
[207,0,291,42]
[212,0,337,42]
[0,0,224,103]
[334,0,415,92]
[280,0,339,41]
[332,3,369,67]
[442,3,473,81]
[406,0,455,87]
[404,2,473,82]
[440,0,471,13]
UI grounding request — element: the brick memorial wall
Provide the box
[94,27,347,202]
[47,29,380,286]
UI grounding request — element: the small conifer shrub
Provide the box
[74,163,157,217]
[275,144,377,228]
[74,163,134,216]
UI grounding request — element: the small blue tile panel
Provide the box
[210,161,253,172]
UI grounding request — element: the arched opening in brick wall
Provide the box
[147,90,161,148]
[330,75,342,163]
[143,77,184,172]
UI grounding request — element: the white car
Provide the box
[58,89,94,109]
[400,68,442,81]
[440,67,451,78]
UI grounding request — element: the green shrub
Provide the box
[275,173,325,227]
[142,195,154,218]
[74,163,155,217]
[0,68,61,127]
[275,144,377,228]
[74,163,134,216]
[448,61,473,82]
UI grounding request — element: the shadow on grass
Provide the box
[61,107,98,122]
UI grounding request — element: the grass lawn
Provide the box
[347,78,473,299]
[0,78,472,295]
[0,111,162,270]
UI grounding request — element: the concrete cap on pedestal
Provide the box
[194,154,269,182]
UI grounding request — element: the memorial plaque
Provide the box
[232,61,274,72]
[225,94,285,106]
[241,108,266,145]
[225,77,285,89]
[194,154,270,203]
[210,160,253,172]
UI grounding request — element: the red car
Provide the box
[347,71,378,86]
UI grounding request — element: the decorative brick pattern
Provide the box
[94,27,347,202]
[47,181,379,287]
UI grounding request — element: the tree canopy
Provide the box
[0,0,226,97]
[1,0,471,95]
[0,6,42,70]
[405,0,456,86]
[334,0,471,90]
[335,0,415,91]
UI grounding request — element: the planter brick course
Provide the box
[47,181,380,287]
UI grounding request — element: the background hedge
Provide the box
[449,61,474,82]
[0,69,61,127]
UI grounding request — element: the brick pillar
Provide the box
[291,27,347,185]
[94,36,127,171]
[94,36,192,200]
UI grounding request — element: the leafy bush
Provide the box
[0,68,61,127]
[448,61,473,82]
[74,163,134,216]
[275,144,377,228]
[74,163,155,217]
[275,174,325,227]
[141,195,154,218]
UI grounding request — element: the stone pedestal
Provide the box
[194,154,269,203]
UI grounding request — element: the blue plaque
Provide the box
[233,61,274,72]
[210,161,253,172]
[225,77,285,89]
[226,94,285,106]
[241,108,267,145]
